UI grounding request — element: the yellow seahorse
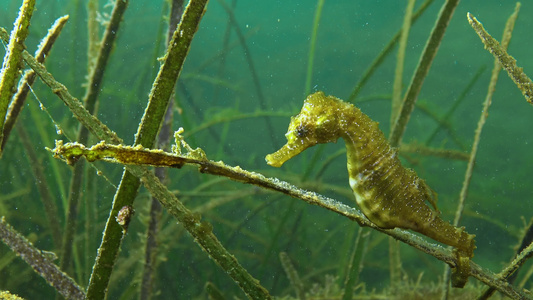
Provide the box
[266,91,475,287]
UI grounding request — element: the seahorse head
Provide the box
[266,91,342,167]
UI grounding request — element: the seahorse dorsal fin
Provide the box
[422,178,439,213]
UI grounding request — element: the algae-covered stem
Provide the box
[1,15,69,153]
[0,218,85,299]
[140,0,185,298]
[50,130,528,298]
[389,0,459,147]
[86,0,213,299]
[61,0,129,278]
[1,16,69,251]
[1,21,270,297]
[467,12,533,105]
[0,0,36,156]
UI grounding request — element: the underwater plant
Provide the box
[1,0,533,299]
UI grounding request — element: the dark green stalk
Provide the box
[389,0,460,147]
[60,0,129,274]
[425,66,485,147]
[87,0,99,74]
[214,0,236,103]
[304,0,325,96]
[0,218,85,299]
[140,1,184,299]
[280,252,306,300]
[348,0,434,102]
[468,12,533,105]
[2,15,69,152]
[0,0,35,155]
[341,227,369,300]
[442,4,520,297]
[391,0,415,130]
[87,0,209,298]
[205,282,226,300]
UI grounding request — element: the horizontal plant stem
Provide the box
[0,217,85,299]
[52,140,272,299]
[48,140,531,300]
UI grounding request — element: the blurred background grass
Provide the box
[1,0,532,298]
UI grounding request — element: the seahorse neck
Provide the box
[336,104,390,180]
[338,105,382,150]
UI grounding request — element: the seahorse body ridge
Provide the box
[266,91,475,288]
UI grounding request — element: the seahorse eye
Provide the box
[296,125,308,138]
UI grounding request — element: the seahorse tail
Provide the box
[451,227,476,287]
[451,250,471,288]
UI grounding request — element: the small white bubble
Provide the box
[55,125,63,135]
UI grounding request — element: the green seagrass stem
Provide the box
[86,0,209,299]
[51,138,529,298]
[1,21,271,298]
[389,0,459,147]
[0,0,36,156]
[0,217,85,299]
[2,15,69,153]
[468,12,533,105]
[60,0,128,277]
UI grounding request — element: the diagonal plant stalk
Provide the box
[86,0,210,298]
[348,0,434,102]
[0,0,35,155]
[1,15,69,152]
[441,4,520,296]
[468,11,533,105]
[280,252,306,300]
[216,0,278,148]
[0,217,85,299]
[425,66,485,147]
[1,15,69,249]
[389,0,460,147]
[60,0,129,276]
[140,0,184,298]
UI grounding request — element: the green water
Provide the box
[1,0,532,298]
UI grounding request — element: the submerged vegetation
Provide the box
[1,0,533,299]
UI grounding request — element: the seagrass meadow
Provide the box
[1,0,533,299]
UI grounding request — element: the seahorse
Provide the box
[266,91,475,287]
